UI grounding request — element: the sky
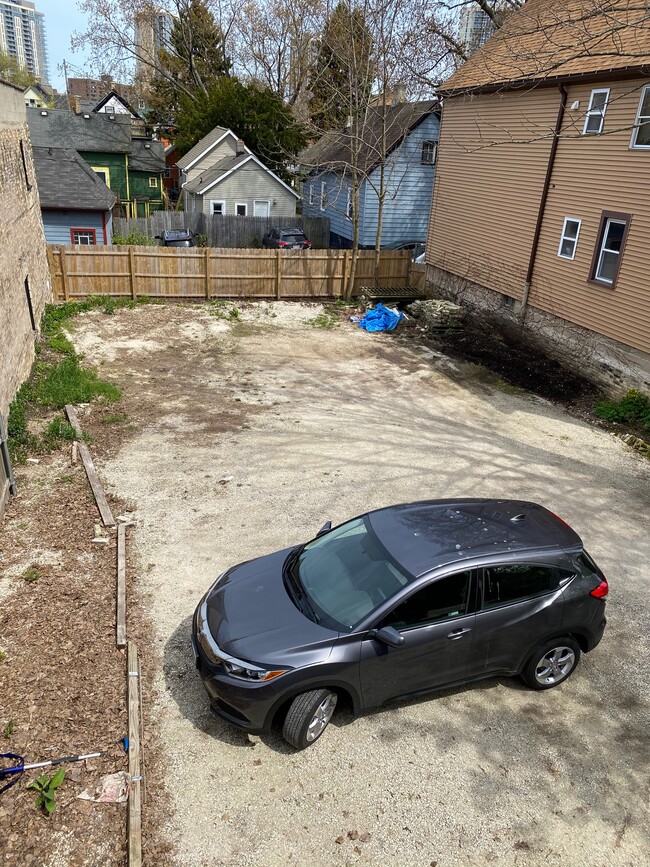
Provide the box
[38,0,90,90]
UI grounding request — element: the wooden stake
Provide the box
[65,405,116,527]
[127,642,142,867]
[116,523,127,647]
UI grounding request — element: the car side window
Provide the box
[482,564,560,609]
[382,572,471,630]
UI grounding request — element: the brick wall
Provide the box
[0,81,52,425]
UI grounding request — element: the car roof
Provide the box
[162,230,193,240]
[366,499,582,577]
[279,227,305,234]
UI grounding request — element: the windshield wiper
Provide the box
[282,547,320,623]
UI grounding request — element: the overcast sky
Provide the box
[39,0,90,90]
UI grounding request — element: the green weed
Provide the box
[100,412,128,425]
[3,720,14,738]
[594,389,650,431]
[112,230,155,246]
[32,357,121,409]
[28,769,65,815]
[0,650,6,662]
[307,311,339,329]
[22,566,40,583]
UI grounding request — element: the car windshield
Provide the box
[294,517,411,630]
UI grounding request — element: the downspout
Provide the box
[521,83,567,315]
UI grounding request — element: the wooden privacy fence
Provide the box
[48,245,415,301]
[113,212,331,250]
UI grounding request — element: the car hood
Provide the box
[205,547,336,664]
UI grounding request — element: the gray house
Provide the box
[32,147,116,244]
[301,99,440,249]
[177,126,299,218]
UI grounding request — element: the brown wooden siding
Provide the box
[427,88,560,300]
[529,78,650,353]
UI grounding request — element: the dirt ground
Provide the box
[35,301,650,866]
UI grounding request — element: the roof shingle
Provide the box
[32,147,117,211]
[176,126,232,169]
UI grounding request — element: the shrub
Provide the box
[594,389,650,431]
[112,230,155,246]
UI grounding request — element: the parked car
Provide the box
[192,499,607,749]
[262,227,312,249]
[155,229,197,247]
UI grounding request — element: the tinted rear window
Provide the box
[281,234,306,243]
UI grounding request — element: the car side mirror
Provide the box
[373,626,405,648]
[316,520,331,537]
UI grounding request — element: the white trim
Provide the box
[179,129,252,173]
[583,88,609,135]
[308,184,314,206]
[345,188,352,220]
[195,152,300,198]
[235,202,248,216]
[320,181,327,211]
[557,217,581,260]
[594,217,626,284]
[253,199,271,217]
[209,199,226,216]
[630,84,650,149]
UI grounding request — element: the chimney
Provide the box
[392,83,407,104]
[236,138,246,155]
[69,94,81,113]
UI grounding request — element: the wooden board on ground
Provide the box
[116,524,127,648]
[127,642,142,867]
[64,405,116,527]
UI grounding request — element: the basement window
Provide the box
[557,217,581,260]
[589,211,631,287]
[583,89,609,135]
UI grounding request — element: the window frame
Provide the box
[235,202,248,216]
[630,84,650,149]
[148,176,158,188]
[345,188,352,220]
[253,199,271,218]
[209,199,226,216]
[91,166,111,187]
[557,217,582,260]
[421,140,437,165]
[479,563,568,612]
[378,570,477,632]
[320,181,327,211]
[308,184,315,206]
[582,88,610,135]
[588,210,632,288]
[70,228,97,245]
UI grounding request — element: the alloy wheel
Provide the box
[306,693,338,742]
[534,646,576,686]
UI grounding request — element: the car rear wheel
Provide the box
[282,689,337,749]
[522,638,581,690]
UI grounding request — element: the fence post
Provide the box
[128,247,137,300]
[59,247,69,301]
[341,250,350,299]
[205,247,211,300]
[276,250,282,300]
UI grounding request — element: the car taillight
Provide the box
[304,241,312,247]
[590,579,609,599]
[277,241,289,247]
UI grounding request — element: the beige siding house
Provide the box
[177,126,299,218]
[427,0,650,393]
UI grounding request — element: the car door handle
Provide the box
[447,628,472,640]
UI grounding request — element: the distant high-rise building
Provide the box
[0,0,49,83]
[134,5,174,82]
[459,4,504,56]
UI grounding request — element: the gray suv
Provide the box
[192,500,607,749]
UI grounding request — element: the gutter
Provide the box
[520,82,567,315]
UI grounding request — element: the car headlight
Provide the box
[222,659,289,682]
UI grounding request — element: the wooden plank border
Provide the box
[127,642,142,867]
[117,523,127,647]
[65,405,116,527]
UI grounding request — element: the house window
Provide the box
[149,177,158,188]
[631,85,650,148]
[346,189,352,220]
[19,140,32,190]
[163,167,171,178]
[557,217,581,260]
[583,89,609,135]
[320,181,327,210]
[71,228,97,245]
[308,184,314,206]
[235,203,247,216]
[590,211,631,287]
[421,140,437,164]
[92,166,111,187]
[210,200,225,216]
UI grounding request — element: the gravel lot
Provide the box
[71,302,649,867]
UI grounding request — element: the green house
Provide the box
[28,109,165,218]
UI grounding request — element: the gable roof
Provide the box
[28,108,133,153]
[32,146,117,211]
[93,89,143,119]
[443,0,650,94]
[183,152,300,198]
[299,100,439,175]
[176,126,241,170]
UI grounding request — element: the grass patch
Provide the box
[307,311,340,329]
[32,357,121,409]
[100,411,128,425]
[209,300,241,320]
[594,389,650,432]
[3,720,14,738]
[0,650,6,662]
[22,566,40,583]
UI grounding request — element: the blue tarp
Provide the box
[358,303,403,332]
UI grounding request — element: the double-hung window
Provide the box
[590,211,631,287]
[631,85,650,148]
[421,140,437,164]
[557,217,581,260]
[583,88,609,134]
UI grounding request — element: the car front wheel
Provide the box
[282,689,337,749]
[521,637,581,690]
